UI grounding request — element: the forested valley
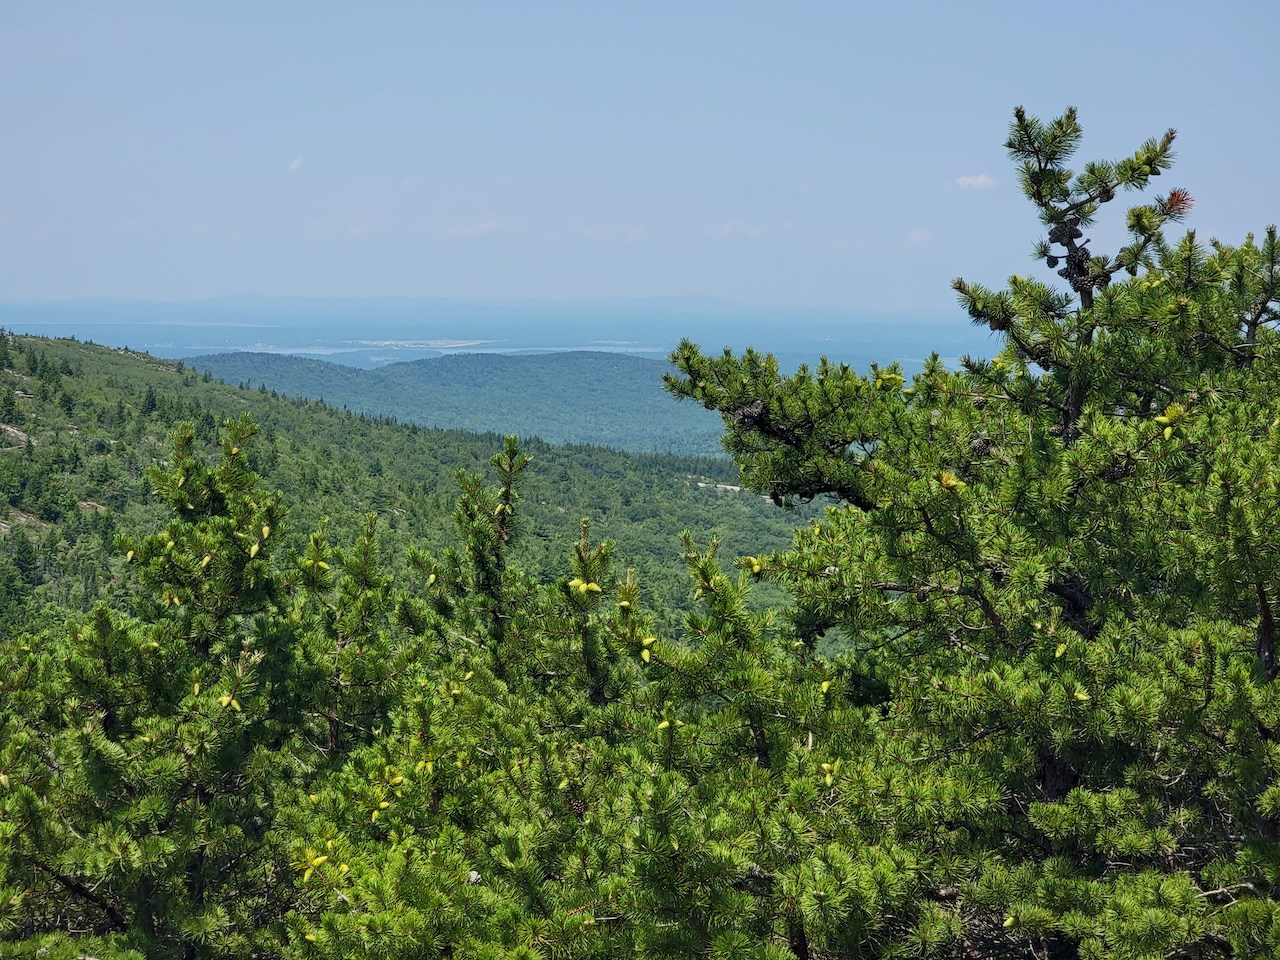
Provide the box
[4,109,1280,959]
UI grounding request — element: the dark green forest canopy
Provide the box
[4,107,1280,960]
[192,350,729,457]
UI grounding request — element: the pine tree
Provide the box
[666,107,1280,958]
[0,416,312,958]
[3,527,40,586]
[291,515,425,756]
[0,384,19,426]
[282,442,643,958]
[445,435,530,673]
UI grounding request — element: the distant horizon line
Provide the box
[0,292,954,316]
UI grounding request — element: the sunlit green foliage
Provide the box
[665,106,1280,958]
[4,107,1280,959]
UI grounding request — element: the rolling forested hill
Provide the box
[192,350,727,456]
[0,333,807,635]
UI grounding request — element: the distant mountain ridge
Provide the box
[194,350,727,457]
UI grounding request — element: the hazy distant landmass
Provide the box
[0,295,999,372]
[1,296,999,455]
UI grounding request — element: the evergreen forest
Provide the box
[189,351,729,457]
[3,108,1280,959]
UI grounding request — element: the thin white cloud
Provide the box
[955,174,996,189]
[287,156,303,174]
[718,219,768,239]
[345,223,375,240]
[904,227,932,247]
[447,218,514,239]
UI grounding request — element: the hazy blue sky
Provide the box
[4,2,1276,310]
